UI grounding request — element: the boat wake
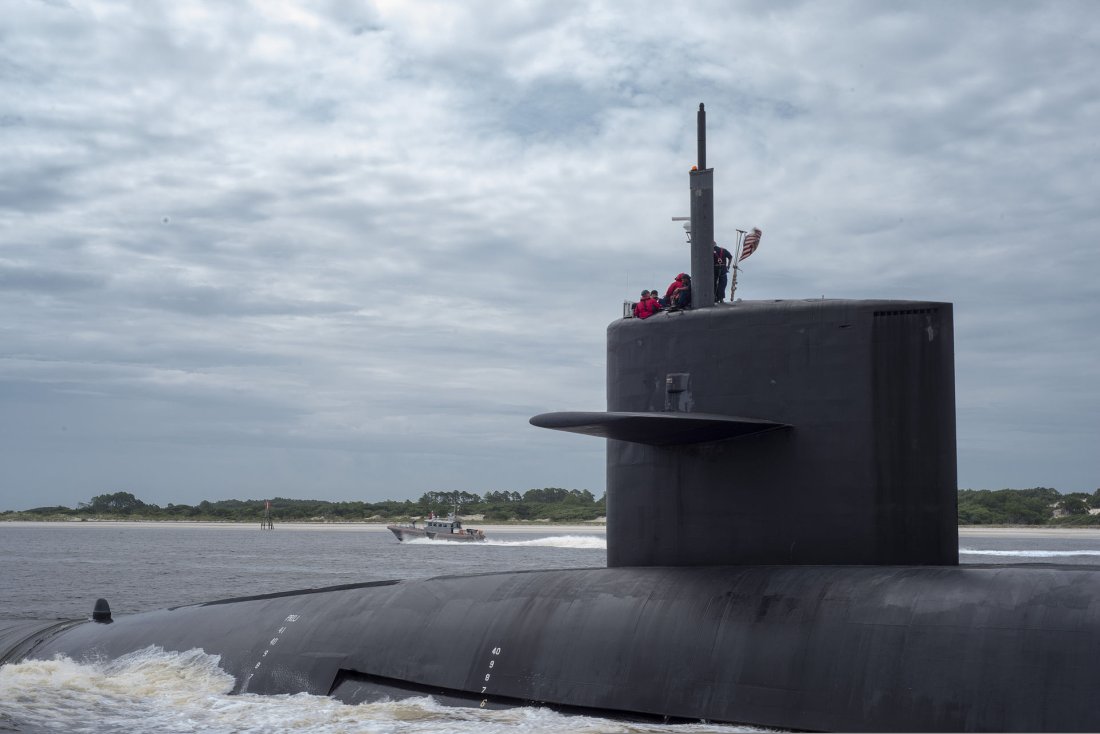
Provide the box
[484,535,607,549]
[0,646,754,733]
[960,548,1100,557]
[404,535,607,550]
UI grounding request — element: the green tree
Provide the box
[1060,496,1090,516]
[87,492,147,515]
[418,490,482,516]
[523,487,570,504]
[957,487,1059,525]
[24,505,76,516]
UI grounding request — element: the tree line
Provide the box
[6,487,1100,526]
[2,488,606,523]
[958,487,1100,526]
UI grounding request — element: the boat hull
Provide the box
[386,525,484,542]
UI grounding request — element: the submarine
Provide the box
[3,105,1100,733]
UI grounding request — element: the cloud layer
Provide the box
[2,0,1098,509]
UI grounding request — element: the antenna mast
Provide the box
[689,104,715,308]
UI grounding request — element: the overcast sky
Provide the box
[1,0,1097,510]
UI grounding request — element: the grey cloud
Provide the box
[496,82,603,139]
[0,263,106,292]
[0,167,78,212]
[1,1,1098,510]
[318,0,383,35]
[133,285,357,318]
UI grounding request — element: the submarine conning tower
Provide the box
[604,298,956,567]
[533,299,957,567]
[532,104,958,567]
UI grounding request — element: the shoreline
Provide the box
[4,521,1100,537]
[0,520,607,533]
[958,526,1100,538]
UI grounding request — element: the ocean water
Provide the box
[2,522,1100,733]
[0,523,610,619]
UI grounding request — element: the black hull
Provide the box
[9,564,1100,732]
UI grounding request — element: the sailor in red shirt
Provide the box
[633,290,660,320]
[670,274,692,309]
[662,274,687,307]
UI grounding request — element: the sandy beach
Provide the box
[959,526,1100,539]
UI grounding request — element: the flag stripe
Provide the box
[740,229,761,261]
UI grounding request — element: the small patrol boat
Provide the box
[387,515,486,542]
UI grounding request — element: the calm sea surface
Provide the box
[2,522,1100,733]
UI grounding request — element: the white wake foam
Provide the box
[404,535,607,550]
[0,646,756,733]
[959,548,1100,557]
[483,535,607,549]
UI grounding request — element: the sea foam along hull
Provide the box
[12,564,1100,732]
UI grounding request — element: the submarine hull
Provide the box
[11,564,1100,732]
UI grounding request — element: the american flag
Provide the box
[740,228,762,261]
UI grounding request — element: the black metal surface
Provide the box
[697,102,706,170]
[602,299,957,568]
[0,619,84,665]
[689,168,715,308]
[529,410,787,445]
[689,101,715,308]
[92,598,112,623]
[13,564,1100,732]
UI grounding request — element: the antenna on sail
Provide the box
[689,103,715,308]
